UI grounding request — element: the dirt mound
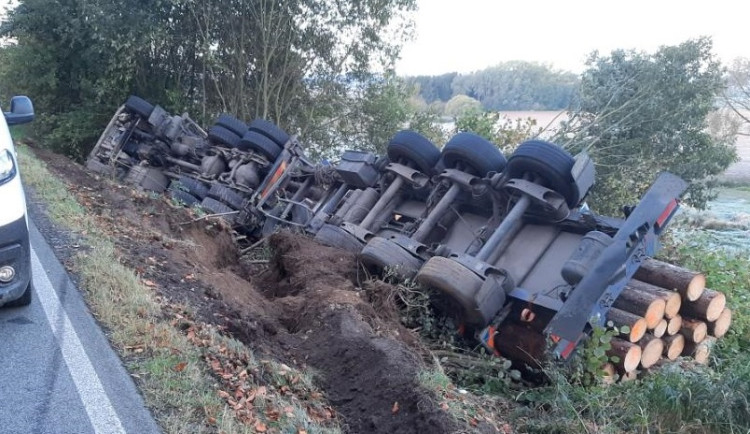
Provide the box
[261,232,458,433]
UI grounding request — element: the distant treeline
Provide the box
[406,61,579,111]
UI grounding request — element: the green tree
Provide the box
[0,0,417,159]
[444,94,482,118]
[555,38,737,213]
[454,110,538,153]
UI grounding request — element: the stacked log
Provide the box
[605,259,733,379]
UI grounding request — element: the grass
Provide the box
[16,144,339,434]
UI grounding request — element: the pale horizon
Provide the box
[396,0,749,76]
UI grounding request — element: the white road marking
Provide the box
[31,247,127,434]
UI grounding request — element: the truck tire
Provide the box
[168,187,200,206]
[387,130,441,175]
[416,256,488,328]
[313,224,363,253]
[207,183,246,210]
[208,125,241,148]
[215,114,248,137]
[238,131,282,160]
[124,95,154,119]
[175,175,209,199]
[359,236,423,280]
[248,119,290,147]
[127,166,169,193]
[441,132,507,176]
[506,139,579,207]
[200,197,236,223]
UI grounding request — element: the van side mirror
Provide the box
[4,96,35,125]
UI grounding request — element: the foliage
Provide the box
[453,110,539,153]
[572,325,622,387]
[724,57,750,132]
[444,94,482,118]
[554,38,737,214]
[0,0,417,159]
[406,61,578,111]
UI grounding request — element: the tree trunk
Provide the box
[607,338,642,373]
[637,334,664,369]
[606,308,647,342]
[679,318,708,343]
[613,286,666,329]
[680,289,726,322]
[634,258,705,301]
[662,334,685,360]
[627,279,682,318]
[707,308,732,338]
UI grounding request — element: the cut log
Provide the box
[493,323,546,367]
[601,363,616,385]
[707,308,732,338]
[606,308,647,342]
[680,289,726,322]
[627,279,682,318]
[652,319,668,338]
[666,315,682,336]
[634,258,705,301]
[679,318,708,343]
[607,338,643,373]
[613,287,666,329]
[682,337,716,364]
[619,370,638,382]
[662,334,685,361]
[638,334,664,369]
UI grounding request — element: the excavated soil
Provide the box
[29,146,461,434]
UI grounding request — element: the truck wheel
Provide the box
[359,236,423,280]
[215,114,248,137]
[175,175,209,199]
[441,132,507,176]
[126,166,169,193]
[239,131,282,160]
[248,119,290,147]
[207,183,246,210]
[4,282,32,307]
[387,130,441,175]
[506,139,579,207]
[313,224,363,253]
[416,256,487,328]
[124,95,154,119]
[208,125,241,148]
[168,187,200,206]
[200,197,236,223]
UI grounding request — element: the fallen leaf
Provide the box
[142,279,157,288]
[392,402,399,414]
[254,422,267,432]
[218,390,231,399]
[174,362,187,372]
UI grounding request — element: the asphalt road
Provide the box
[0,218,161,434]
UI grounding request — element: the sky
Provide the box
[395,0,750,76]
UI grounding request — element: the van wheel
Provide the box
[5,282,32,308]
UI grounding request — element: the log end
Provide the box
[663,334,685,360]
[666,315,682,336]
[686,274,706,301]
[663,292,682,319]
[644,299,667,329]
[629,318,648,343]
[705,292,727,322]
[622,345,642,373]
[639,338,664,369]
[709,308,732,338]
[652,318,668,338]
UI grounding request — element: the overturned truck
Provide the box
[87,96,732,377]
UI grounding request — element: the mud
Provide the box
[29,146,462,433]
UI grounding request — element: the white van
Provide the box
[0,96,35,307]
